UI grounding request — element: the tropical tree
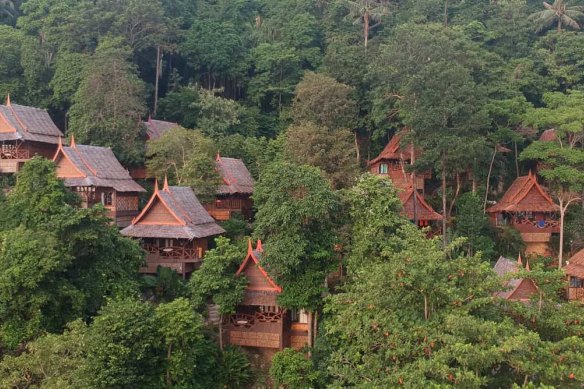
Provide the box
[283,122,359,189]
[68,37,147,165]
[253,162,339,311]
[343,0,391,48]
[0,0,16,25]
[529,0,584,32]
[145,127,220,201]
[521,90,584,267]
[0,158,143,348]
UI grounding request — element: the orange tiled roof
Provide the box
[487,173,558,213]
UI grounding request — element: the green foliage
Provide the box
[0,320,87,388]
[219,346,252,389]
[82,298,163,388]
[140,266,189,303]
[453,192,496,260]
[291,71,358,131]
[68,37,147,166]
[270,348,320,389]
[254,161,340,309]
[342,173,409,269]
[220,212,252,240]
[145,127,220,201]
[189,237,246,315]
[283,122,358,189]
[0,158,143,348]
[155,298,208,387]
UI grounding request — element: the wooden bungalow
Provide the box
[204,154,254,221]
[399,186,443,231]
[566,248,584,302]
[368,130,427,191]
[144,117,179,141]
[224,240,309,351]
[129,118,180,179]
[487,172,559,256]
[0,96,64,173]
[121,179,224,277]
[53,137,146,228]
[493,255,538,302]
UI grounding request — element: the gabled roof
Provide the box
[368,130,416,166]
[566,248,584,279]
[53,137,145,193]
[487,173,558,213]
[144,118,179,140]
[236,239,282,293]
[121,179,225,239]
[399,187,443,221]
[493,255,536,300]
[0,96,63,144]
[216,154,254,195]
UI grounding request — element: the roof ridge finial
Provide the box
[154,178,159,194]
[58,136,63,148]
[525,259,530,271]
[163,175,169,191]
[70,134,76,149]
[247,238,253,255]
[216,152,221,162]
[517,253,523,266]
[256,239,263,252]
[5,94,10,106]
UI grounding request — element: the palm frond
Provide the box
[561,14,581,29]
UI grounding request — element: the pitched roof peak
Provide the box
[256,239,263,252]
[517,253,523,266]
[70,134,76,149]
[163,175,169,191]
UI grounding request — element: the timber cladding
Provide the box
[229,331,281,349]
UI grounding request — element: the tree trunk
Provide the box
[166,343,173,387]
[514,141,520,178]
[447,172,461,220]
[442,167,448,247]
[307,311,313,348]
[423,294,429,320]
[558,18,562,32]
[444,0,449,26]
[559,200,565,269]
[154,46,161,116]
[364,12,369,48]
[484,145,497,212]
[219,314,224,350]
[354,131,360,163]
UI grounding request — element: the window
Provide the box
[570,277,583,288]
[101,191,113,206]
[379,163,388,174]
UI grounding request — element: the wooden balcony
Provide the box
[568,287,584,302]
[143,244,202,263]
[0,146,29,160]
[508,218,560,234]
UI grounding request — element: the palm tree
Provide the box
[529,0,584,32]
[344,0,391,48]
[0,0,17,26]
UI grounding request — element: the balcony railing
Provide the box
[143,244,201,262]
[0,146,29,160]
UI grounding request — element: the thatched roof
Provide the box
[0,97,63,144]
[121,181,224,239]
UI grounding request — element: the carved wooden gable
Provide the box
[137,196,183,225]
[54,151,84,178]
